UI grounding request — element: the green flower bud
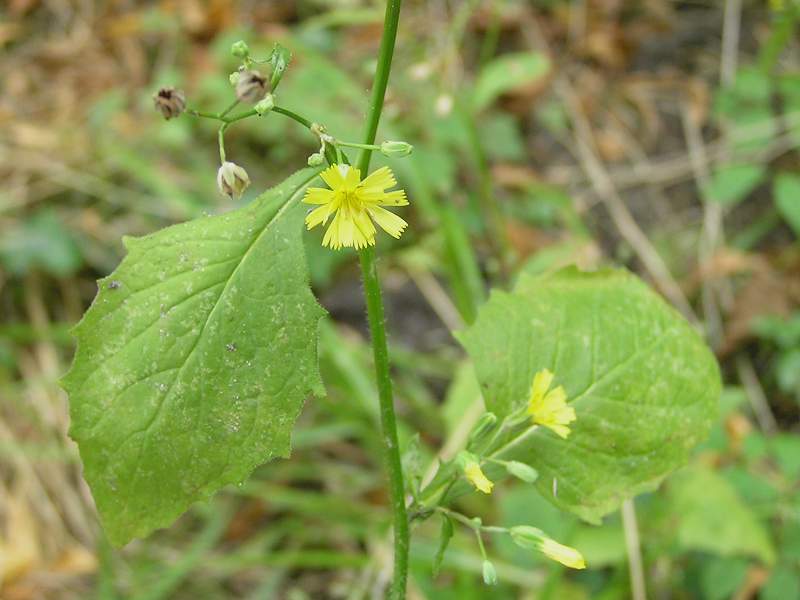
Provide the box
[307,152,325,167]
[254,94,275,116]
[231,40,250,59]
[467,412,497,447]
[509,525,545,550]
[229,71,241,86]
[482,560,498,585]
[380,140,414,158]
[505,461,539,483]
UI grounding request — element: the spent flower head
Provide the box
[153,87,186,120]
[216,161,250,200]
[527,368,576,438]
[236,70,268,104]
[303,164,408,250]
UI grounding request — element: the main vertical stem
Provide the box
[355,0,408,597]
[360,247,409,598]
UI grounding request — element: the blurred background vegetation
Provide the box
[1,0,800,598]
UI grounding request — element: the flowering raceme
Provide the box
[303,164,409,250]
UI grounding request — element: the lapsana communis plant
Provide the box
[62,1,721,597]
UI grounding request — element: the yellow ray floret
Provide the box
[464,461,494,494]
[303,164,409,250]
[527,368,576,439]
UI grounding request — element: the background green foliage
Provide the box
[1,1,799,598]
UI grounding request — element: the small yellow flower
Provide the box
[464,461,494,494]
[527,368,576,439]
[303,164,409,250]
[539,538,586,569]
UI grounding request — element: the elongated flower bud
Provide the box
[216,161,250,199]
[153,87,186,120]
[235,70,268,104]
[380,140,413,158]
[482,560,498,585]
[505,461,539,483]
[509,526,586,569]
[467,412,497,447]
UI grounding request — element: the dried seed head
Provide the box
[216,161,250,199]
[235,70,268,104]
[153,87,186,120]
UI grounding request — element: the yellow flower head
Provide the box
[539,538,586,569]
[527,368,576,439]
[464,461,494,494]
[303,164,409,250]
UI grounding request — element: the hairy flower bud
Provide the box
[380,140,413,158]
[153,87,186,120]
[231,40,250,59]
[216,161,250,200]
[235,70,268,104]
[229,71,241,86]
[254,94,275,116]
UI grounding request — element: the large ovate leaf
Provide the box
[458,267,720,523]
[62,168,326,545]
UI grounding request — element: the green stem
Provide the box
[359,247,409,599]
[355,1,407,597]
[355,0,402,174]
[218,125,227,162]
[219,99,239,119]
[339,140,380,151]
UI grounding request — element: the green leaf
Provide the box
[775,173,800,237]
[432,513,454,577]
[700,556,750,600]
[667,466,775,564]
[458,267,720,523]
[268,43,292,90]
[762,566,800,600]
[473,52,551,112]
[62,168,326,545]
[703,163,766,205]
